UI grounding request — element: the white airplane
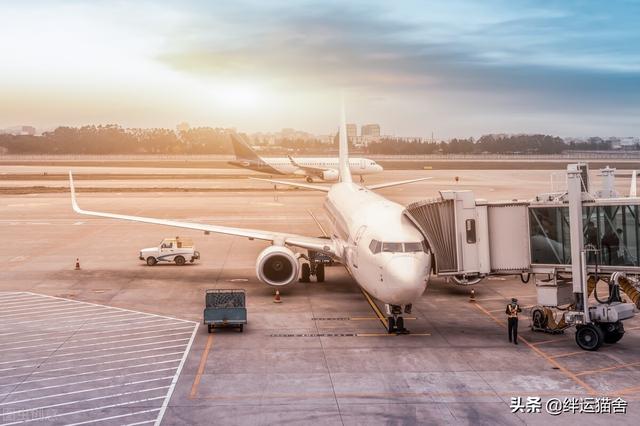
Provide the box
[228,134,383,183]
[69,107,432,333]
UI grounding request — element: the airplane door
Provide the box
[360,158,366,170]
[352,225,367,268]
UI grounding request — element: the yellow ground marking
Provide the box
[530,338,566,346]
[473,302,598,395]
[189,333,214,399]
[356,333,431,337]
[575,360,640,377]
[349,316,416,321]
[360,289,388,330]
[306,209,328,237]
[550,351,585,359]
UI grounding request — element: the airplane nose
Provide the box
[383,255,428,304]
[376,164,384,172]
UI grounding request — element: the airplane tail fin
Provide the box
[230,134,262,162]
[338,102,352,183]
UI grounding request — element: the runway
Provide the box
[1,168,638,424]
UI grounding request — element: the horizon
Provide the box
[1,1,638,138]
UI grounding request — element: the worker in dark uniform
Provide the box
[506,298,522,344]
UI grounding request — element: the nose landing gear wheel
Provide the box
[387,316,409,334]
[575,324,604,351]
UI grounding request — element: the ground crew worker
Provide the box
[506,298,522,344]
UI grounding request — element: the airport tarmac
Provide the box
[1,170,639,425]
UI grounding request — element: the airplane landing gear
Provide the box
[387,305,409,334]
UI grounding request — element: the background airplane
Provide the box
[69,107,432,333]
[228,134,383,182]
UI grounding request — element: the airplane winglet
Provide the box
[366,177,432,190]
[69,171,82,213]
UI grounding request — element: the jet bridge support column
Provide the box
[567,165,587,317]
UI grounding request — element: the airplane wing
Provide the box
[366,177,432,190]
[69,172,338,257]
[287,155,330,178]
[249,177,331,192]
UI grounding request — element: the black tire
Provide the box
[146,257,157,266]
[300,263,311,282]
[316,264,325,282]
[601,321,625,344]
[207,324,213,333]
[396,316,405,332]
[387,317,396,334]
[306,176,313,183]
[575,324,604,351]
[531,307,548,329]
[239,324,244,333]
[175,256,186,266]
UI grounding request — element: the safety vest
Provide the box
[507,304,519,318]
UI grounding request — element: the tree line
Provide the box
[0,125,621,155]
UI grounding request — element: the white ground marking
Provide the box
[0,292,197,426]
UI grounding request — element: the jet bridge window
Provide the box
[529,207,571,264]
[584,205,639,267]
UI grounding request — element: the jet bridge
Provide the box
[404,163,640,351]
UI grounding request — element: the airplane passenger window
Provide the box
[369,239,381,254]
[404,242,423,252]
[382,242,403,252]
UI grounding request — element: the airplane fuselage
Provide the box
[230,157,383,179]
[324,182,431,305]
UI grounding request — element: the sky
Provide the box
[0,0,638,138]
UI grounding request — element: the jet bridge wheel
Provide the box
[600,321,625,344]
[575,324,604,351]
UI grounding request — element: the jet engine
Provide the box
[321,169,339,181]
[256,246,299,286]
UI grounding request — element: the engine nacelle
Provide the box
[321,169,339,181]
[256,245,299,287]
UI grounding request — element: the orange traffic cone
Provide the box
[469,288,476,303]
[75,258,81,270]
[273,290,282,303]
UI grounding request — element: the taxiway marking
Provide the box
[189,332,213,399]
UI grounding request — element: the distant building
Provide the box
[346,123,357,141]
[361,124,380,137]
[0,125,36,136]
[176,122,190,133]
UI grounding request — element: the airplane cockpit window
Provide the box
[403,242,424,252]
[382,242,403,252]
[374,241,428,253]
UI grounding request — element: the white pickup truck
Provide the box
[140,237,200,266]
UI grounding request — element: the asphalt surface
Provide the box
[0,169,639,425]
